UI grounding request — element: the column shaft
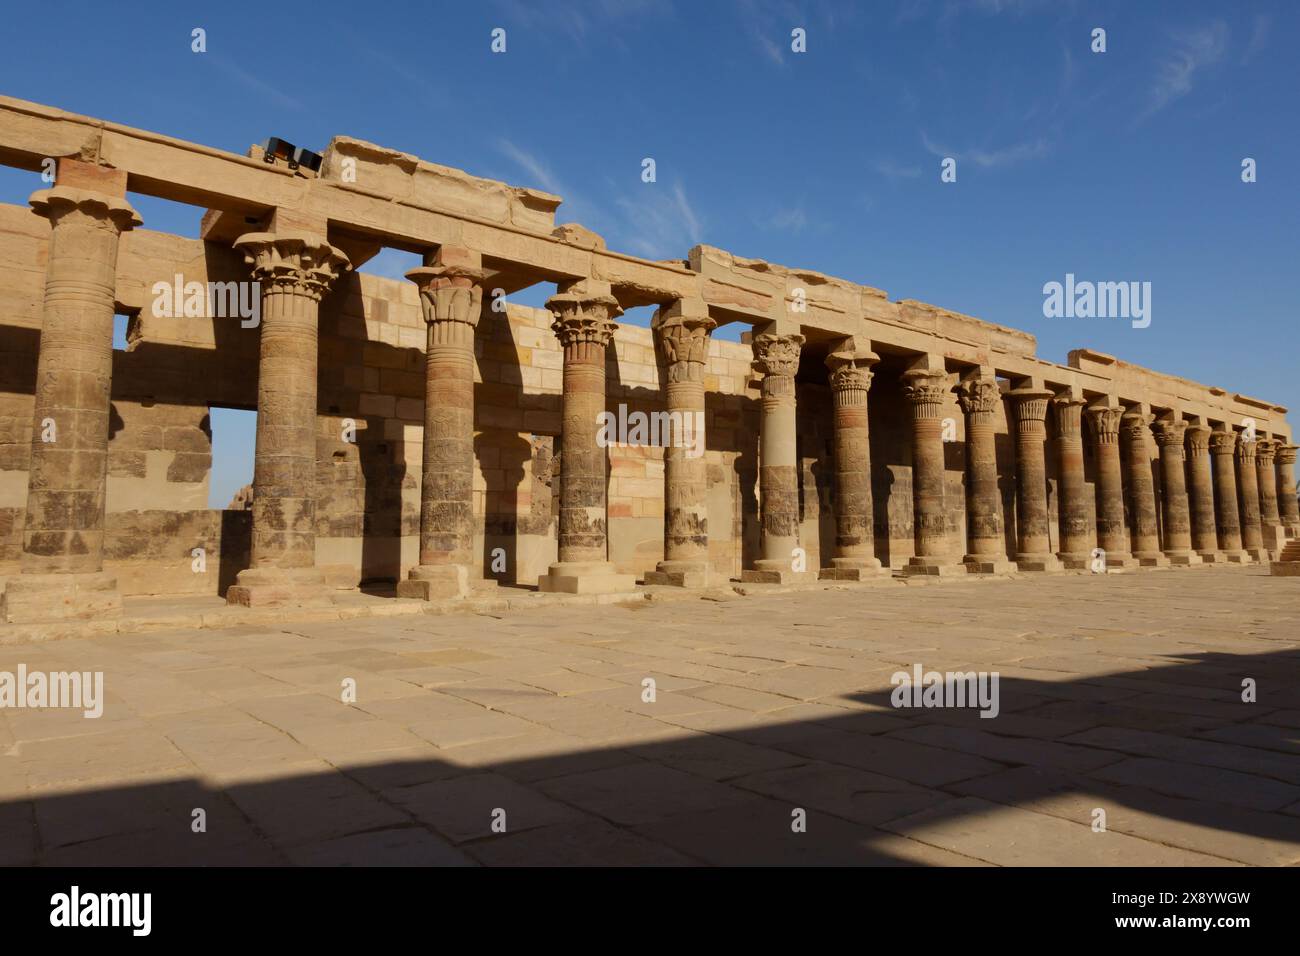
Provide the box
[820,343,889,580]
[646,301,715,587]
[958,376,1013,573]
[397,251,486,601]
[741,331,805,583]
[1237,438,1265,558]
[226,232,350,606]
[1277,444,1299,536]
[1184,425,1220,561]
[2,183,140,624]
[1256,439,1284,556]
[1209,429,1248,561]
[1087,405,1134,567]
[1151,418,1199,564]
[1121,411,1167,566]
[1009,388,1060,571]
[1054,396,1092,567]
[901,369,960,575]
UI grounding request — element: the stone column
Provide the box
[1236,436,1266,561]
[396,247,487,601]
[1,176,140,624]
[1255,438,1285,557]
[1276,444,1299,537]
[1208,429,1249,562]
[901,368,961,576]
[1150,418,1200,565]
[1053,394,1092,568]
[538,279,635,594]
[1008,387,1061,571]
[819,340,890,581]
[226,232,351,606]
[645,299,715,588]
[741,329,807,584]
[1184,424,1221,562]
[1086,405,1135,568]
[1121,411,1168,566]
[956,374,1014,573]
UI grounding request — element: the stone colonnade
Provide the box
[4,174,1296,616]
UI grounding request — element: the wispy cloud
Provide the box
[497,139,565,196]
[1138,21,1228,122]
[873,159,923,181]
[1242,13,1271,64]
[614,181,704,259]
[208,56,304,112]
[491,0,667,47]
[920,130,1052,169]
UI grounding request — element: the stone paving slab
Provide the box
[1,566,1298,865]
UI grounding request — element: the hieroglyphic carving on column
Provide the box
[1008,387,1057,568]
[1255,437,1283,548]
[232,232,350,576]
[1150,418,1196,561]
[956,375,1010,569]
[649,301,716,583]
[1053,394,1091,565]
[1086,404,1132,565]
[748,331,805,574]
[1120,410,1165,564]
[1183,423,1220,559]
[823,342,883,574]
[1276,443,1300,533]
[404,255,489,581]
[547,285,622,567]
[1208,429,1246,558]
[902,368,955,569]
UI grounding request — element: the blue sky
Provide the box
[1,0,1296,508]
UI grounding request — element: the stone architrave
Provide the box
[397,246,489,601]
[225,232,351,607]
[538,279,636,594]
[644,299,716,588]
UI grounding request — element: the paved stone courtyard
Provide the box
[2,566,1298,866]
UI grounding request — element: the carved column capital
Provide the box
[1277,444,1298,466]
[1008,387,1052,439]
[1086,405,1124,445]
[29,186,141,234]
[1121,410,1153,441]
[1236,437,1258,464]
[653,301,715,384]
[825,345,879,406]
[956,377,1002,421]
[751,331,804,404]
[1052,394,1088,438]
[1208,429,1238,455]
[1255,438,1277,464]
[233,231,351,301]
[547,284,621,360]
[406,263,488,332]
[1151,418,1188,451]
[901,369,952,421]
[1184,424,1212,457]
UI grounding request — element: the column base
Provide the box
[396,564,471,601]
[1263,526,1288,556]
[1015,553,1063,572]
[1195,550,1226,564]
[819,565,893,581]
[538,561,637,595]
[644,559,714,588]
[1244,548,1268,562]
[963,556,1018,574]
[225,567,334,608]
[1,571,122,624]
[1095,552,1139,570]
[1057,551,1093,570]
[901,557,966,577]
[1163,550,1203,566]
[1219,550,1251,564]
[1135,551,1172,567]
